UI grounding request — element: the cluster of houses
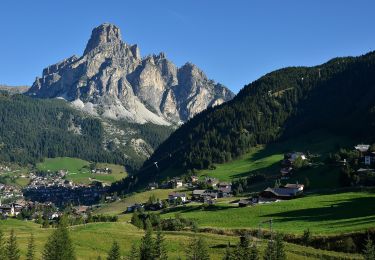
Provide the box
[280,152,307,179]
[28,171,73,188]
[91,167,112,174]
[22,171,109,206]
[239,183,304,207]
[355,144,375,166]
[0,165,11,172]
[190,181,232,204]
[23,182,108,206]
[0,198,92,220]
[0,201,23,217]
[0,184,23,201]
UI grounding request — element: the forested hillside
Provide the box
[134,51,375,184]
[0,92,124,165]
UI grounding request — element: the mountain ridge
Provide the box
[26,23,234,125]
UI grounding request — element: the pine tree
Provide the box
[0,229,7,260]
[237,236,250,260]
[249,243,259,260]
[363,235,375,260]
[6,229,20,260]
[129,242,139,260]
[263,234,285,260]
[302,229,311,246]
[154,230,168,259]
[26,233,35,260]
[263,239,275,260]
[186,236,210,260]
[274,234,286,260]
[139,224,155,260]
[42,217,76,260]
[223,243,234,260]
[107,241,121,260]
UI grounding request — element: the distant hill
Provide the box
[0,85,29,94]
[132,51,375,186]
[0,91,174,170]
[0,93,125,166]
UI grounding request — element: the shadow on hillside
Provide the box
[263,196,375,223]
[161,205,233,215]
[231,162,280,179]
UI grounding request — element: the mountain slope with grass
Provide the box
[135,51,375,185]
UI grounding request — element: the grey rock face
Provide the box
[27,23,234,125]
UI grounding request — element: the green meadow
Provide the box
[0,219,362,260]
[161,190,375,235]
[36,157,126,184]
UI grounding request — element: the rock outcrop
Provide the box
[27,23,234,125]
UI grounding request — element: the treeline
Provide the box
[131,211,196,231]
[135,51,375,186]
[0,93,125,165]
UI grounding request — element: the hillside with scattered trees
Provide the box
[131,51,375,186]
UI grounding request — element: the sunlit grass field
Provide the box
[0,219,362,259]
[36,157,126,184]
[161,191,375,235]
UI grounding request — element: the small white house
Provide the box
[290,152,306,161]
[355,144,370,153]
[168,192,186,203]
[284,183,304,193]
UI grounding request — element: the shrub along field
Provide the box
[36,157,127,184]
[0,219,362,259]
[161,190,375,235]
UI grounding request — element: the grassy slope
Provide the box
[94,188,177,215]
[195,131,354,190]
[0,164,30,188]
[36,157,126,184]
[0,219,361,260]
[161,191,375,235]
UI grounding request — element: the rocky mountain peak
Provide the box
[27,23,234,125]
[84,23,122,55]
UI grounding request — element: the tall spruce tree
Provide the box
[263,234,286,260]
[107,241,121,260]
[249,243,259,260]
[237,236,251,260]
[154,230,168,260]
[223,243,234,260]
[129,242,139,260]
[363,235,375,260]
[26,233,35,260]
[263,240,275,260]
[42,217,76,260]
[274,234,286,260]
[186,236,210,260]
[6,229,20,260]
[0,230,7,260]
[139,224,155,260]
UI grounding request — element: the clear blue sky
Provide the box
[1,0,374,93]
